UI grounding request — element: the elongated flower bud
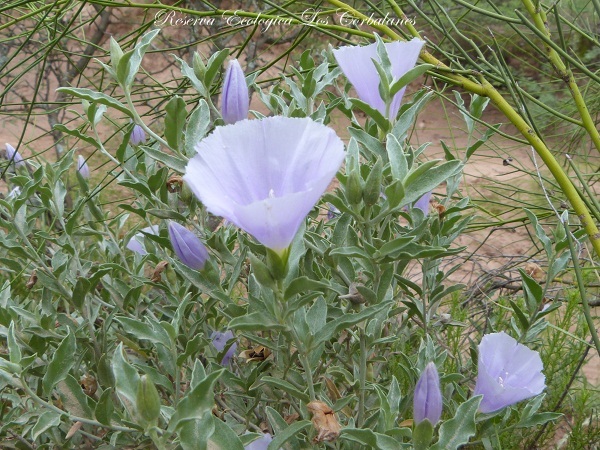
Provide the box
[130,124,146,146]
[221,59,249,124]
[77,155,90,179]
[5,143,24,168]
[167,221,209,270]
[136,375,161,427]
[413,362,443,425]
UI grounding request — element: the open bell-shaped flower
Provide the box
[332,38,425,119]
[77,155,90,179]
[167,221,209,270]
[413,362,443,425]
[5,143,25,168]
[474,332,545,413]
[221,59,249,124]
[210,330,237,366]
[183,117,344,254]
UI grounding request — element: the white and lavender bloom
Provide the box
[184,117,345,254]
[126,225,159,256]
[474,332,545,414]
[413,191,432,216]
[332,38,425,118]
[77,155,90,179]
[221,59,249,124]
[167,221,209,270]
[413,362,443,425]
[7,186,21,199]
[130,124,146,146]
[5,143,24,168]
[244,433,273,450]
[211,330,237,366]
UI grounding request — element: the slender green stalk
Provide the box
[357,330,368,428]
[519,0,600,153]
[564,220,600,357]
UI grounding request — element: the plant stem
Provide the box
[519,0,600,154]
[564,220,600,357]
[357,330,368,428]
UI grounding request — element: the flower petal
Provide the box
[333,39,425,118]
[184,117,344,252]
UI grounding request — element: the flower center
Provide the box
[497,370,509,387]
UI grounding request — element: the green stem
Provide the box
[564,220,600,357]
[357,330,368,428]
[148,428,167,450]
[519,0,600,153]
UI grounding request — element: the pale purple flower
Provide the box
[77,155,90,179]
[184,117,345,253]
[130,124,146,146]
[413,191,432,216]
[474,332,545,414]
[414,362,443,425]
[5,143,24,168]
[332,39,425,118]
[221,59,249,124]
[167,221,209,270]
[126,225,159,255]
[244,433,273,450]
[7,186,21,199]
[326,203,340,220]
[211,330,237,366]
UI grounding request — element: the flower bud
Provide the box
[193,52,207,80]
[136,375,161,428]
[221,59,249,124]
[5,143,24,168]
[167,221,209,270]
[363,158,383,206]
[345,170,363,206]
[413,362,442,425]
[77,155,90,179]
[130,124,146,146]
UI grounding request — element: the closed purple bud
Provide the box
[326,203,340,220]
[332,39,425,119]
[413,362,443,425]
[77,155,90,179]
[413,191,432,216]
[130,124,146,146]
[244,433,273,450]
[126,225,159,255]
[5,143,24,168]
[184,117,344,254]
[474,332,545,414]
[167,221,209,270]
[210,330,237,366]
[221,59,249,124]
